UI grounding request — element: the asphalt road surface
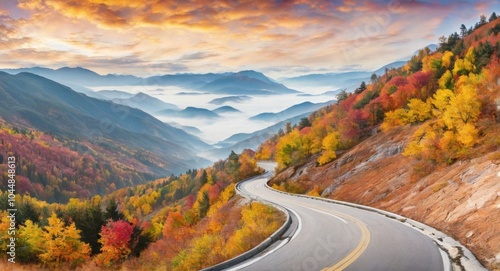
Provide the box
[228,162,445,271]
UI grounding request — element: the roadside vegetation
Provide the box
[0,150,285,270]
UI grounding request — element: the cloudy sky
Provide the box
[0,0,498,77]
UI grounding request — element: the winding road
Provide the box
[229,162,446,271]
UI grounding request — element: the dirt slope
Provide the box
[271,125,500,270]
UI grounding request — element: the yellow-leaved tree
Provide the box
[406,98,432,123]
[317,131,340,165]
[18,220,45,262]
[275,129,312,169]
[442,84,481,129]
[452,47,475,76]
[403,77,482,163]
[39,213,91,268]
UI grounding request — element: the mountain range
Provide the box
[280,44,437,91]
[0,71,211,175]
[249,100,335,122]
[111,92,179,115]
[0,67,298,95]
[205,112,314,160]
[0,66,142,87]
[209,95,252,105]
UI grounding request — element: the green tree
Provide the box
[18,200,40,225]
[285,122,292,134]
[199,170,208,185]
[489,12,498,22]
[105,198,124,221]
[198,191,210,218]
[225,151,241,176]
[298,117,312,129]
[129,225,153,257]
[460,24,468,37]
[18,220,45,263]
[354,81,367,94]
[336,89,348,104]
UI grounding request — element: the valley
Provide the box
[0,2,499,271]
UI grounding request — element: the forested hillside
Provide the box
[256,14,500,270]
[0,150,284,270]
[0,72,211,178]
[257,14,500,172]
[0,123,157,202]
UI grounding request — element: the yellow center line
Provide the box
[258,186,371,271]
[322,211,371,271]
[297,202,371,271]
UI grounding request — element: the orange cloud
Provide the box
[3,0,498,77]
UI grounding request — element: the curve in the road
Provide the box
[229,162,447,271]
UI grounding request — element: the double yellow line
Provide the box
[322,212,371,271]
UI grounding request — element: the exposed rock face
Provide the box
[271,126,500,270]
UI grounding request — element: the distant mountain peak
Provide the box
[213,106,242,114]
[235,70,278,84]
[56,66,100,74]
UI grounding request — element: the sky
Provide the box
[0,0,499,78]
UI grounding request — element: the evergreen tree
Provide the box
[18,201,40,225]
[199,169,208,185]
[71,202,105,255]
[336,89,349,104]
[198,191,210,218]
[285,122,292,134]
[129,225,153,257]
[173,187,184,201]
[476,14,487,29]
[298,117,312,129]
[105,198,124,221]
[225,151,241,176]
[460,24,468,37]
[490,12,498,22]
[354,81,367,94]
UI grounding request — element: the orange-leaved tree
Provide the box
[96,219,134,267]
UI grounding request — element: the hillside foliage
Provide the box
[0,124,158,203]
[0,150,283,270]
[257,15,500,171]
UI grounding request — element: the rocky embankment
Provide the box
[271,126,500,270]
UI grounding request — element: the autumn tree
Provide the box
[406,99,432,123]
[225,151,241,177]
[404,77,482,163]
[317,131,340,165]
[442,84,481,128]
[162,211,193,255]
[275,129,312,169]
[17,220,44,263]
[238,150,260,178]
[453,47,475,76]
[39,213,91,269]
[97,219,134,267]
[336,89,348,104]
